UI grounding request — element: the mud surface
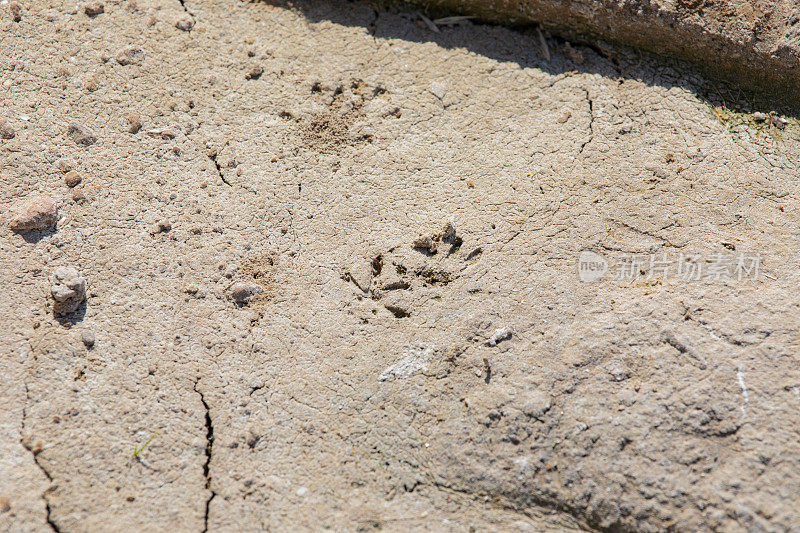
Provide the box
[2,0,800,531]
[413,0,800,105]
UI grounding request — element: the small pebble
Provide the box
[126,112,142,133]
[146,128,176,139]
[50,267,87,316]
[116,46,145,66]
[9,196,57,232]
[68,122,97,146]
[772,115,788,130]
[10,2,22,22]
[175,16,194,31]
[0,495,9,513]
[81,330,96,347]
[55,158,75,173]
[71,190,86,203]
[0,119,15,140]
[228,282,262,305]
[84,2,104,16]
[752,111,767,122]
[487,327,512,346]
[245,66,264,80]
[65,170,82,187]
[557,110,571,123]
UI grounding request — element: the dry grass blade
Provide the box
[418,13,441,33]
[536,26,550,62]
[432,16,475,25]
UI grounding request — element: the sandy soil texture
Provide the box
[2,0,800,531]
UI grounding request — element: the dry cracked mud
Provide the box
[2,0,800,531]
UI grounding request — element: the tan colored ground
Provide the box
[2,0,800,531]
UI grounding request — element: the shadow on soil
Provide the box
[258,0,798,119]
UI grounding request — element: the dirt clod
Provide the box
[116,46,144,66]
[55,158,75,173]
[0,119,15,139]
[71,190,86,203]
[175,16,194,31]
[50,267,87,316]
[84,2,104,17]
[9,196,57,232]
[245,65,264,80]
[68,122,97,146]
[81,330,96,347]
[126,112,142,133]
[429,81,447,100]
[439,221,457,243]
[228,282,263,305]
[771,115,788,129]
[65,171,82,187]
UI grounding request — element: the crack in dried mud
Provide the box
[20,383,60,532]
[579,88,595,154]
[177,0,193,19]
[208,153,230,186]
[194,380,216,533]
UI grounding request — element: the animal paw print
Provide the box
[300,79,382,151]
[344,221,477,318]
